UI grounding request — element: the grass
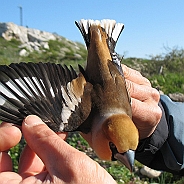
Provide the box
[123,47,184,95]
[0,37,21,64]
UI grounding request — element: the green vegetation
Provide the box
[122,47,184,94]
[0,37,21,64]
[0,37,87,70]
[0,37,183,183]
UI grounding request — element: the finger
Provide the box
[0,172,22,183]
[131,98,162,139]
[22,115,77,175]
[0,152,12,172]
[0,125,22,151]
[57,132,68,140]
[18,144,45,177]
[0,122,21,130]
[0,122,13,128]
[122,64,151,86]
[22,116,117,184]
[126,80,160,102]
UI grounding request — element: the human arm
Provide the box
[135,95,184,175]
[122,64,184,175]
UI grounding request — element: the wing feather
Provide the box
[0,62,92,132]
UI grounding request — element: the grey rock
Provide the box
[40,42,49,50]
[140,166,162,178]
[0,22,86,58]
[19,49,29,57]
[74,53,82,59]
[0,22,28,43]
[168,93,184,102]
[0,22,56,53]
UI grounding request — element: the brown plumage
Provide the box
[0,19,139,171]
[76,20,139,170]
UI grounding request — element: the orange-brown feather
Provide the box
[103,114,139,153]
[85,25,112,83]
[80,22,139,161]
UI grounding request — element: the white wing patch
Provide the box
[0,82,20,105]
[0,75,56,107]
[60,82,81,131]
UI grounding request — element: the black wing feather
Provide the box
[0,62,89,132]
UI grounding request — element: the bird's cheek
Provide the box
[81,130,112,161]
[80,132,92,147]
[91,131,112,161]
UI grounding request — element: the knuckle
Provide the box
[150,88,160,102]
[143,77,151,86]
[123,65,130,78]
[135,70,141,76]
[152,105,162,123]
[125,80,134,96]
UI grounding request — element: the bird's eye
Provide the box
[109,142,118,161]
[109,142,116,149]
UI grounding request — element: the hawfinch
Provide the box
[0,19,139,171]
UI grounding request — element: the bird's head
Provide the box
[81,114,139,171]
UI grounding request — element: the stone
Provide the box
[0,22,86,56]
[140,166,162,178]
[0,22,28,43]
[0,22,56,52]
[168,93,184,102]
[19,43,34,52]
[19,49,29,57]
[40,42,49,49]
[27,28,56,43]
[33,45,40,52]
[74,53,82,59]
[60,47,70,53]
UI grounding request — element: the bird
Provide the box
[0,19,139,171]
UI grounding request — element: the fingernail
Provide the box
[24,115,44,127]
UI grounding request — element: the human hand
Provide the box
[0,122,22,173]
[0,115,116,184]
[122,64,162,139]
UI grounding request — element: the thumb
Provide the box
[22,115,67,169]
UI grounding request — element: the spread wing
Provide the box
[0,62,92,132]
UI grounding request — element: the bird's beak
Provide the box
[114,150,135,172]
[110,142,135,172]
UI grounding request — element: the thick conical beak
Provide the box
[109,142,135,172]
[114,150,135,172]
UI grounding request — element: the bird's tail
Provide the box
[75,19,124,75]
[75,19,124,50]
